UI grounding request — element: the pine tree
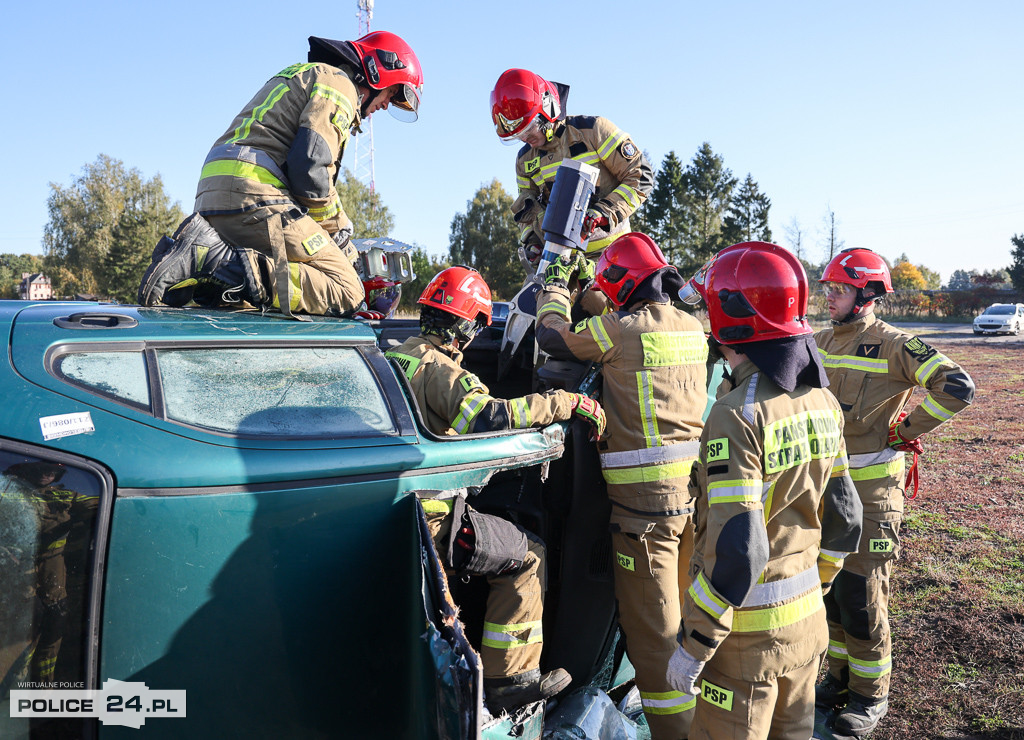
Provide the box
[1009,233,1024,291]
[680,143,737,275]
[721,173,772,245]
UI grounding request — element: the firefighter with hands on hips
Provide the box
[533,233,709,740]
[813,248,975,736]
[140,32,422,318]
[384,266,605,715]
[490,69,654,271]
[666,242,863,740]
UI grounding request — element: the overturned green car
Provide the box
[0,298,719,739]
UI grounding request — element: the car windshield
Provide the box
[983,306,1014,316]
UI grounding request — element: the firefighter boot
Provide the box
[484,668,572,715]
[815,669,849,711]
[139,215,271,308]
[833,693,888,737]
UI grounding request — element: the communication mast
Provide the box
[351,0,376,192]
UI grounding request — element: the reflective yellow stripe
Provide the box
[538,299,569,318]
[597,129,626,159]
[229,83,289,144]
[732,587,823,632]
[46,537,67,550]
[481,620,543,649]
[636,369,662,447]
[603,458,694,485]
[915,352,948,384]
[820,353,889,373]
[586,316,614,352]
[689,571,730,620]
[831,454,849,477]
[307,193,341,222]
[640,331,708,367]
[613,183,641,209]
[509,397,532,428]
[516,176,531,188]
[762,409,844,475]
[311,83,355,122]
[707,479,762,505]
[849,655,892,678]
[452,393,492,434]
[640,689,696,715]
[199,159,286,188]
[921,393,954,421]
[271,263,302,311]
[850,456,904,482]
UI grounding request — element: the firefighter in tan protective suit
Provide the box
[533,233,708,740]
[666,242,863,740]
[385,266,606,715]
[139,32,422,317]
[813,248,975,737]
[490,69,654,267]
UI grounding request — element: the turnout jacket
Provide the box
[680,360,862,681]
[814,314,975,455]
[512,116,653,251]
[536,287,707,516]
[195,62,361,235]
[386,335,576,436]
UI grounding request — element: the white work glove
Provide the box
[666,644,706,696]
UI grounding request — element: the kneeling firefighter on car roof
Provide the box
[813,248,975,737]
[667,242,863,740]
[533,233,708,740]
[385,266,606,715]
[139,31,422,318]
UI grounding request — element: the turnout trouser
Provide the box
[823,456,904,701]
[207,205,364,316]
[611,510,695,740]
[424,504,546,679]
[688,656,818,740]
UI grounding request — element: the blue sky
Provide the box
[2,1,1021,283]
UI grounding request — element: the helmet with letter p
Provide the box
[679,241,812,344]
[417,266,493,345]
[490,68,561,145]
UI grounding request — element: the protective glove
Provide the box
[332,225,354,248]
[887,410,924,455]
[544,253,581,290]
[581,209,609,240]
[568,393,606,441]
[577,256,597,292]
[521,238,544,267]
[666,644,705,696]
[354,310,385,320]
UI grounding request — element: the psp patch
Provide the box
[869,538,895,553]
[620,140,638,159]
[700,680,733,711]
[616,552,635,571]
[459,373,486,394]
[706,438,730,463]
[903,336,936,363]
[302,232,329,256]
[524,157,541,174]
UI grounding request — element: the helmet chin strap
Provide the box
[832,288,875,325]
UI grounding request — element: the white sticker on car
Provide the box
[39,412,95,440]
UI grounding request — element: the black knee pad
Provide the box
[833,569,872,640]
[448,497,529,577]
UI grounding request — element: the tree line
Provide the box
[5,151,1023,316]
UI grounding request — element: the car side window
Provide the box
[55,351,150,408]
[156,347,397,437]
[0,448,104,736]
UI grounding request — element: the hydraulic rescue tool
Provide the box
[496,159,599,380]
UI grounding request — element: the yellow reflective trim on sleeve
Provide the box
[199,159,286,189]
[706,479,763,505]
[516,176,531,189]
[307,194,341,223]
[640,331,709,367]
[538,299,569,319]
[732,587,823,633]
[921,393,955,421]
[311,83,355,122]
[819,354,889,373]
[689,571,730,619]
[602,459,694,485]
[509,397,532,428]
[586,316,614,352]
[452,393,492,434]
[597,129,626,159]
[229,83,289,144]
[612,183,641,209]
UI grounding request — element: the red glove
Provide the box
[569,393,606,441]
[581,209,609,240]
[354,310,385,320]
[887,411,923,455]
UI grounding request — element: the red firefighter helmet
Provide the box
[418,266,493,325]
[820,247,893,294]
[490,68,561,143]
[594,232,669,307]
[683,242,812,344]
[350,31,423,122]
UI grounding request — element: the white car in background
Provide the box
[973,303,1024,335]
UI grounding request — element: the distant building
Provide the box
[19,272,52,301]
